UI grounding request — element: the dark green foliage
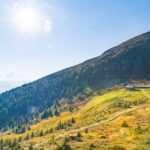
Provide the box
[77,132,82,138]
[85,128,88,133]
[89,143,96,150]
[31,132,35,138]
[51,134,55,144]
[29,143,34,150]
[54,109,60,117]
[57,137,72,150]
[121,121,129,127]
[71,118,76,124]
[39,130,44,137]
[25,134,30,140]
[49,128,54,133]
[18,136,22,143]
[57,121,65,130]
[0,138,21,150]
[41,109,53,119]
[66,120,72,127]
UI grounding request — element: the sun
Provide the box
[13,8,39,33]
[10,2,52,35]
[12,6,40,33]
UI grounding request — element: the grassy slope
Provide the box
[1,88,150,150]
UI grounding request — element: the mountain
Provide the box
[0,31,150,129]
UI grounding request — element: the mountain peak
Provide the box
[121,31,150,46]
[102,31,150,58]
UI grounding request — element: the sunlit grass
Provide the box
[1,88,150,149]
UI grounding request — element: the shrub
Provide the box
[77,132,82,138]
[29,143,33,150]
[85,128,88,133]
[71,118,76,124]
[113,145,126,150]
[101,135,107,139]
[121,121,129,127]
[89,143,96,150]
[145,138,150,144]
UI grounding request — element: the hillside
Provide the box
[0,32,150,130]
[1,87,150,149]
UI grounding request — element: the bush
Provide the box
[121,121,129,127]
[71,118,76,124]
[29,143,33,150]
[101,135,107,139]
[57,138,72,150]
[113,145,126,150]
[85,128,88,133]
[77,132,82,138]
[145,138,150,144]
[89,143,96,150]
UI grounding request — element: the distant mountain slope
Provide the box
[0,31,150,128]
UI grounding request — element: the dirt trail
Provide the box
[54,89,150,140]
[34,104,148,148]
[55,104,148,139]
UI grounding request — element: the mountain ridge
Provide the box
[6,31,150,92]
[0,31,150,129]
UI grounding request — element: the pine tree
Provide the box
[77,132,82,138]
[25,134,30,140]
[51,134,55,144]
[57,137,72,150]
[85,128,88,133]
[31,132,35,138]
[40,130,44,136]
[54,109,60,116]
[18,136,23,142]
[71,118,76,124]
[121,121,129,127]
[12,138,17,147]
[29,143,33,150]
[49,127,54,133]
[89,143,96,150]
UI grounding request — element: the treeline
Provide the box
[0,85,94,133]
[0,98,66,132]
[0,117,76,149]
[0,58,96,132]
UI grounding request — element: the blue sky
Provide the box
[0,0,150,92]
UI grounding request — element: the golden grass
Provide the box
[1,88,150,149]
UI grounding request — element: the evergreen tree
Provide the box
[31,132,35,138]
[12,138,17,147]
[77,132,82,138]
[20,126,26,133]
[49,127,54,133]
[18,136,23,142]
[71,118,76,124]
[54,109,60,116]
[89,143,96,150]
[25,134,30,140]
[51,134,55,144]
[29,143,34,150]
[57,137,72,150]
[85,128,88,133]
[40,130,44,137]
